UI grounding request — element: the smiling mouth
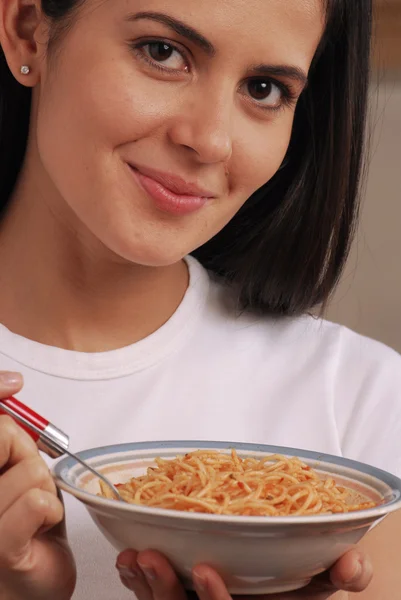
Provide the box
[128,163,215,216]
[128,163,216,198]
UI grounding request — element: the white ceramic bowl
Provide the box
[53,441,401,595]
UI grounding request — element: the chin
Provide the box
[109,238,191,268]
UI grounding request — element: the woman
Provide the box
[0,0,400,598]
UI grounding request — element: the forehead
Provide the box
[94,0,325,70]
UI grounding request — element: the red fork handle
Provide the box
[0,397,69,458]
[0,397,48,442]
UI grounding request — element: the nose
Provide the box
[167,88,233,165]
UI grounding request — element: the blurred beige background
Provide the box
[326,0,401,353]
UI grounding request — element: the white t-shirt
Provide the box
[0,256,400,600]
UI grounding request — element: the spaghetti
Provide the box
[99,450,377,516]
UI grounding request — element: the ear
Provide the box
[0,0,47,87]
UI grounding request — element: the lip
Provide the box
[129,164,215,198]
[128,163,215,216]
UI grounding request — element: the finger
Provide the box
[136,550,188,600]
[0,415,39,470]
[48,488,68,539]
[263,549,374,599]
[116,550,153,600]
[330,549,373,593]
[0,372,24,397]
[193,565,231,600]
[0,489,64,569]
[0,456,57,515]
[297,569,336,596]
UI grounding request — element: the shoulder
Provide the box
[204,272,401,425]
[299,318,401,399]
[302,317,401,380]
[191,257,401,391]
[207,269,400,372]
[196,265,401,472]
[211,281,401,473]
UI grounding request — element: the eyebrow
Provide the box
[125,11,216,57]
[125,11,308,88]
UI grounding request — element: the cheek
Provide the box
[196,120,293,246]
[36,63,168,164]
[231,117,293,203]
[79,73,176,147]
[34,54,181,229]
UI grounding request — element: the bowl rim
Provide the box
[52,440,401,525]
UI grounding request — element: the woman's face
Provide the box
[33,0,324,266]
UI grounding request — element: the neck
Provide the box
[0,163,189,352]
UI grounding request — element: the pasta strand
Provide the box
[99,450,377,516]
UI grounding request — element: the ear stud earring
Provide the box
[20,65,30,75]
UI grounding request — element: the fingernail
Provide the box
[346,558,363,583]
[193,572,208,593]
[0,372,23,387]
[138,563,157,581]
[116,564,138,580]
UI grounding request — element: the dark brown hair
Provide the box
[0,0,372,316]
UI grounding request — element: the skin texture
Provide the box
[0,0,399,599]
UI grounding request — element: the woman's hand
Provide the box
[116,547,373,599]
[0,372,76,600]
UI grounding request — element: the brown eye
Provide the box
[247,79,282,107]
[137,41,188,72]
[147,42,175,62]
[248,80,273,100]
